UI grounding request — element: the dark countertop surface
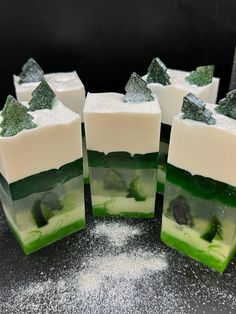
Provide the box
[0,186,235,314]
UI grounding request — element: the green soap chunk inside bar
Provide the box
[31,199,48,228]
[146,57,171,85]
[124,72,154,103]
[166,195,193,226]
[185,65,214,86]
[18,58,44,84]
[0,158,83,201]
[181,93,216,125]
[41,191,63,211]
[87,150,159,169]
[103,169,127,191]
[201,215,223,242]
[166,163,236,207]
[215,89,236,120]
[0,95,37,137]
[28,79,56,111]
[126,176,146,201]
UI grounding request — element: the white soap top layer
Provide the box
[84,92,160,114]
[84,92,161,155]
[13,71,86,118]
[0,101,82,183]
[143,69,220,126]
[168,103,236,187]
[14,71,83,92]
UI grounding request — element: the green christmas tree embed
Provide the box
[185,65,214,86]
[0,95,36,137]
[19,58,44,84]
[182,93,216,125]
[28,79,56,111]
[201,215,223,242]
[124,72,154,103]
[146,57,171,85]
[215,89,236,119]
[126,176,146,201]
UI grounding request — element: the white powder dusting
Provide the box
[92,221,142,246]
[0,217,235,314]
[78,250,167,292]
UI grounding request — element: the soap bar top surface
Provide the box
[168,103,236,186]
[84,92,161,155]
[84,92,160,114]
[143,69,220,126]
[0,100,82,183]
[14,71,84,92]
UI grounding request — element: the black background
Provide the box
[0,0,236,107]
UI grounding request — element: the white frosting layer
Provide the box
[143,69,220,126]
[168,103,236,187]
[0,101,82,183]
[84,92,161,155]
[13,71,85,120]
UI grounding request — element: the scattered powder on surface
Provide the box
[78,250,167,292]
[92,221,142,246]
[0,217,236,314]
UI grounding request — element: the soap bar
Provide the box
[161,96,236,272]
[14,71,85,120]
[143,61,220,194]
[84,89,161,218]
[0,90,85,254]
[14,59,88,182]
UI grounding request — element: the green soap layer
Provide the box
[156,180,165,195]
[8,218,85,255]
[167,164,236,207]
[0,158,83,201]
[161,231,233,272]
[92,206,155,218]
[84,176,90,185]
[160,123,171,144]
[87,150,159,169]
[156,152,167,194]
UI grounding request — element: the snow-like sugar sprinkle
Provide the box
[92,221,142,246]
[78,250,167,292]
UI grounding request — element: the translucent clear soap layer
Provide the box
[161,164,236,272]
[156,123,171,194]
[0,159,85,254]
[88,151,158,218]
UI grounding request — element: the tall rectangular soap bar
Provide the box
[84,92,161,218]
[161,102,236,272]
[0,98,85,254]
[14,71,85,120]
[143,63,219,194]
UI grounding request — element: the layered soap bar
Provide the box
[13,58,89,183]
[161,92,236,272]
[0,81,85,254]
[84,73,161,218]
[143,58,219,194]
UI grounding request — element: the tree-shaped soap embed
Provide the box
[146,57,171,85]
[182,93,216,125]
[124,72,154,103]
[126,176,146,201]
[215,89,236,119]
[28,79,56,111]
[19,58,44,84]
[0,96,36,137]
[185,65,214,86]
